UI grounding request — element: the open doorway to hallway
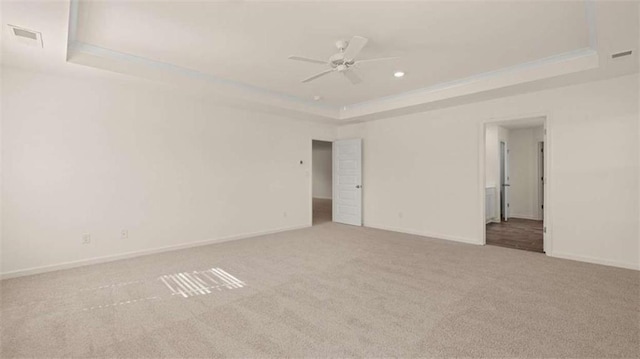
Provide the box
[484,117,546,253]
[312,140,332,225]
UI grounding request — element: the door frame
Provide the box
[478,113,552,254]
[500,140,509,221]
[538,141,545,220]
[310,138,334,227]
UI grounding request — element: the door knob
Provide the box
[356,185,361,189]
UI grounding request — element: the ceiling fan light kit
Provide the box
[288,35,399,85]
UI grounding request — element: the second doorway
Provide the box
[312,140,332,225]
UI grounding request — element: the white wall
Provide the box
[339,74,639,270]
[312,140,332,199]
[0,66,3,274]
[484,126,499,222]
[508,126,544,220]
[2,67,638,274]
[637,5,640,276]
[1,68,336,276]
[485,126,499,189]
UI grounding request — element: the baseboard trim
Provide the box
[508,214,542,221]
[548,251,640,271]
[0,224,310,280]
[366,223,482,245]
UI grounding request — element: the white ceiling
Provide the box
[1,1,638,122]
[75,1,590,107]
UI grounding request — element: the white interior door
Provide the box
[332,139,362,226]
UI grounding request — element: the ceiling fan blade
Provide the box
[343,36,368,61]
[302,68,334,83]
[343,70,362,85]
[288,56,326,65]
[355,56,400,64]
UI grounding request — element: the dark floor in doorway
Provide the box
[313,198,332,225]
[486,218,544,253]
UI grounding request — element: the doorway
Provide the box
[483,117,546,253]
[312,140,332,225]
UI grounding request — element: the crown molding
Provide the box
[66,0,600,122]
[339,48,599,120]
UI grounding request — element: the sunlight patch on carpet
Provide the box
[159,268,246,298]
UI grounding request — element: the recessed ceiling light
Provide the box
[313,95,322,101]
[393,71,405,78]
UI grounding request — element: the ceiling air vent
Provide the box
[7,25,43,47]
[611,50,633,59]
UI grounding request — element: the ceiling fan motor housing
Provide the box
[329,52,354,69]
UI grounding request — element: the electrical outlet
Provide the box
[121,230,128,240]
[82,233,91,244]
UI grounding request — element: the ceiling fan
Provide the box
[288,36,398,84]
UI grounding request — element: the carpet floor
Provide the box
[1,222,638,358]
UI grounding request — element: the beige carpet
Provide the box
[1,222,639,358]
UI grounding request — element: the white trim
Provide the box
[73,42,334,111]
[537,141,545,220]
[310,138,335,226]
[66,0,79,48]
[479,113,551,251]
[543,119,552,254]
[66,0,601,122]
[479,123,488,243]
[508,214,542,221]
[0,224,309,280]
[366,223,482,246]
[346,49,594,110]
[549,251,640,271]
[68,42,338,120]
[340,49,598,120]
[65,1,336,119]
